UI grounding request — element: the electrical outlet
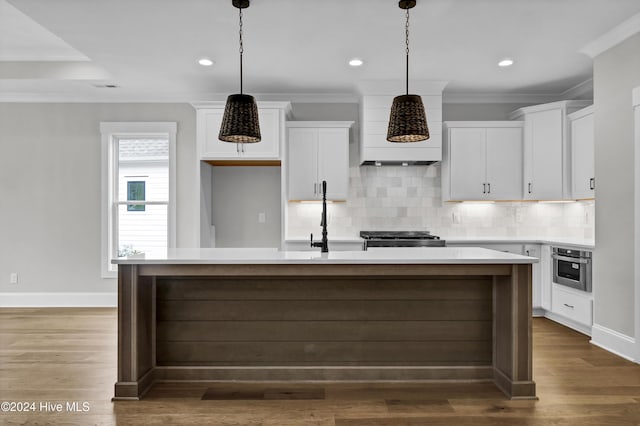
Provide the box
[9,272,18,284]
[452,212,461,224]
[514,207,523,224]
[258,212,266,223]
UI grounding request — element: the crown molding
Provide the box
[442,92,558,104]
[580,12,640,58]
[559,78,593,100]
[0,91,361,104]
[443,79,593,105]
[0,81,594,106]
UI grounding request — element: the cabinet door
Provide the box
[449,128,486,200]
[524,244,542,311]
[243,109,280,159]
[317,128,349,201]
[540,245,552,311]
[571,113,595,199]
[485,127,523,200]
[288,128,318,200]
[199,109,240,158]
[525,109,563,200]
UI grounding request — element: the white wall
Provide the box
[443,103,535,121]
[0,103,196,298]
[593,33,640,337]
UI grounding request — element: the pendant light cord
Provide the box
[239,7,244,94]
[405,8,410,95]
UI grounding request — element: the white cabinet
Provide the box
[510,101,590,200]
[539,245,552,311]
[443,122,523,201]
[193,102,291,161]
[569,106,595,200]
[551,284,593,328]
[524,244,542,312]
[287,122,353,201]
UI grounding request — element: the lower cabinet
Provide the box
[551,284,593,327]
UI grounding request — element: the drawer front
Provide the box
[552,285,592,325]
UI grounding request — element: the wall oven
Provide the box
[552,247,592,292]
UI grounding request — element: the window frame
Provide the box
[100,122,177,278]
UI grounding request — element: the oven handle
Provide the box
[552,254,590,264]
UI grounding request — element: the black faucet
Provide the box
[310,180,329,253]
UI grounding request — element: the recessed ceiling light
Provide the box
[349,58,364,67]
[198,58,214,67]
[498,58,514,67]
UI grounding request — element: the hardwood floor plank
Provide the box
[3,308,640,425]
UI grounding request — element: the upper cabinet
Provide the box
[358,81,447,165]
[568,106,595,200]
[287,121,353,201]
[192,102,291,161]
[442,122,523,201]
[510,101,591,200]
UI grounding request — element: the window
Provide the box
[127,181,146,211]
[100,122,177,277]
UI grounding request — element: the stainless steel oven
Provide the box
[552,247,592,292]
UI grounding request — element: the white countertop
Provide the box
[444,236,595,250]
[113,247,537,265]
[286,236,595,250]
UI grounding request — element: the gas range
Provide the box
[360,231,446,250]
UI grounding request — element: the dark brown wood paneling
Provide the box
[156,278,492,301]
[135,276,153,379]
[156,320,493,342]
[156,300,493,321]
[156,341,492,365]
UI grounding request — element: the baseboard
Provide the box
[543,311,592,336]
[0,292,117,307]
[590,323,636,362]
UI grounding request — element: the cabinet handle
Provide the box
[487,183,491,194]
[528,183,532,194]
[526,250,530,256]
[563,303,574,309]
[242,144,245,153]
[314,183,317,194]
[482,183,486,194]
[590,178,595,190]
[236,143,240,153]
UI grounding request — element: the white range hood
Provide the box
[358,80,448,165]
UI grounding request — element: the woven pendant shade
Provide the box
[219,94,261,143]
[387,94,430,142]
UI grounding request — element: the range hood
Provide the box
[358,80,446,166]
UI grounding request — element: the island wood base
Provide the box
[114,263,535,400]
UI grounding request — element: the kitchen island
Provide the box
[113,247,537,400]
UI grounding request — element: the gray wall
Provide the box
[210,166,281,248]
[442,103,535,121]
[593,33,640,337]
[0,103,197,294]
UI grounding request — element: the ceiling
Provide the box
[2,0,640,102]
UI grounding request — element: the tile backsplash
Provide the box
[286,164,595,240]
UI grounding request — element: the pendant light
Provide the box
[219,0,261,143]
[387,0,430,143]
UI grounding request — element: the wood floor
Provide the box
[1,308,640,425]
